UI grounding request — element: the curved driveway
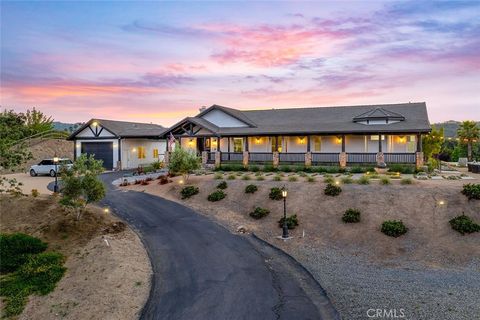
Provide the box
[100,173,339,320]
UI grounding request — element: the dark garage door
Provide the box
[81,142,114,170]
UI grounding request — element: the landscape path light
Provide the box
[281,186,290,239]
[53,155,59,193]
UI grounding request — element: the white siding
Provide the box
[320,136,342,153]
[285,136,308,152]
[248,137,271,152]
[180,137,197,152]
[201,109,248,127]
[121,139,166,169]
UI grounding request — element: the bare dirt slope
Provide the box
[0,195,151,320]
[127,175,480,269]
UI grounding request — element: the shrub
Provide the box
[357,176,370,185]
[388,164,415,174]
[120,181,130,187]
[449,215,480,235]
[158,175,169,185]
[380,177,391,185]
[324,183,342,196]
[341,176,353,184]
[242,175,251,180]
[461,184,480,200]
[249,207,270,219]
[245,184,258,194]
[381,220,408,237]
[401,178,413,185]
[323,176,334,184]
[311,166,327,173]
[227,174,236,180]
[216,181,228,189]
[263,164,277,172]
[342,208,361,223]
[180,186,199,199]
[31,189,39,197]
[249,165,260,172]
[256,176,265,181]
[269,187,283,200]
[326,166,341,174]
[349,166,364,173]
[134,180,141,185]
[288,176,298,182]
[279,165,292,172]
[145,177,153,182]
[306,176,316,183]
[208,190,226,202]
[140,180,149,185]
[273,175,282,181]
[214,173,223,179]
[293,165,306,173]
[278,214,299,229]
[0,233,48,273]
[0,252,66,317]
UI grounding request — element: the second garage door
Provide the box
[81,142,114,170]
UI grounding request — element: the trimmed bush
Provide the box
[449,215,480,235]
[357,176,370,185]
[249,207,270,219]
[208,190,226,202]
[269,187,283,200]
[279,165,292,172]
[381,220,408,237]
[249,165,260,172]
[245,184,258,194]
[342,208,361,223]
[278,214,299,229]
[349,166,364,173]
[0,233,48,273]
[216,181,228,189]
[461,183,480,200]
[263,165,278,172]
[401,178,413,185]
[180,186,199,199]
[324,183,342,196]
[380,177,391,185]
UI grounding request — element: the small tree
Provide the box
[422,125,444,169]
[60,154,105,220]
[457,121,480,161]
[168,143,200,182]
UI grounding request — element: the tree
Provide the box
[0,110,32,170]
[422,125,444,170]
[60,154,106,220]
[24,108,53,135]
[168,143,200,182]
[457,121,480,161]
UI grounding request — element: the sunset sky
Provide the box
[1,1,479,125]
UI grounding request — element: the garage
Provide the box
[81,142,114,170]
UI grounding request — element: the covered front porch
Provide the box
[174,134,423,167]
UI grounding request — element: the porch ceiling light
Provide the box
[335,136,342,144]
[255,137,261,144]
[132,148,137,152]
[299,136,305,144]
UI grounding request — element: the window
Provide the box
[370,135,385,141]
[233,138,243,152]
[313,136,321,152]
[138,147,146,159]
[153,148,159,158]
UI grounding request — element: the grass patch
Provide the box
[214,173,223,179]
[306,176,316,183]
[324,183,342,196]
[0,233,48,273]
[323,176,335,184]
[241,175,251,181]
[356,176,370,185]
[341,176,353,184]
[227,174,236,180]
[401,178,413,185]
[273,175,283,181]
[288,176,298,182]
[256,176,265,181]
[380,177,391,185]
[0,234,66,317]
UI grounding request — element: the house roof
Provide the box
[68,119,165,140]
[164,102,431,136]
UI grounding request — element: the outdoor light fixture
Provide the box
[299,137,305,144]
[398,136,406,143]
[104,208,110,213]
[335,180,340,185]
[179,179,184,184]
[281,186,289,239]
[132,148,137,152]
[53,156,59,193]
[92,121,98,127]
[336,137,342,144]
[255,137,261,144]
[439,200,445,206]
[188,139,194,146]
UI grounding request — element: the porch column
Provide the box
[243,151,249,168]
[307,135,311,152]
[275,136,279,151]
[227,137,231,161]
[340,135,346,168]
[416,134,424,169]
[376,133,384,165]
[215,151,221,168]
[305,152,312,167]
[201,151,208,167]
[273,151,279,168]
[244,137,249,152]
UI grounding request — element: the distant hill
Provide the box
[53,121,83,133]
[432,121,480,138]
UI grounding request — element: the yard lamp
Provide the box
[281,186,289,239]
[53,156,59,193]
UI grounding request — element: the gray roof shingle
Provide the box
[68,119,165,139]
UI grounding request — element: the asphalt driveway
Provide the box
[98,173,339,320]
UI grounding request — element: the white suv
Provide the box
[29,159,73,177]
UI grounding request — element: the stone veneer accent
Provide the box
[376,152,384,166]
[215,151,221,168]
[339,152,347,168]
[305,152,312,167]
[416,152,424,169]
[273,152,279,168]
[243,151,249,168]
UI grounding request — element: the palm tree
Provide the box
[457,121,480,161]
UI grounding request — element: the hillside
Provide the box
[433,120,480,137]
[53,121,83,133]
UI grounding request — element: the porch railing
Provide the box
[347,153,377,163]
[249,152,273,163]
[221,152,243,162]
[279,153,304,163]
[311,153,340,164]
[384,153,416,164]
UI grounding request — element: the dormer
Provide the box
[353,107,405,125]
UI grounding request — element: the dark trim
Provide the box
[341,135,346,152]
[417,134,423,152]
[73,137,118,140]
[196,105,256,127]
[67,119,119,140]
[307,135,311,152]
[378,134,382,152]
[73,142,77,161]
[181,130,431,137]
[88,125,96,136]
[118,138,122,167]
[97,127,104,137]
